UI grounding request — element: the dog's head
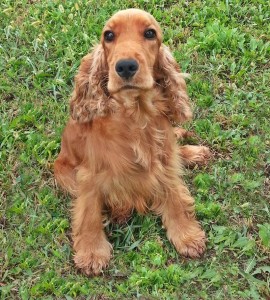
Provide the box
[70,9,192,123]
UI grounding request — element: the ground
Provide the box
[0,0,269,299]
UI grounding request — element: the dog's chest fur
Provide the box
[87,112,178,217]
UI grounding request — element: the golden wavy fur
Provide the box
[54,9,210,275]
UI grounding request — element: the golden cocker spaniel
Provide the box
[54,9,210,275]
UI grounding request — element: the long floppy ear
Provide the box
[156,45,192,124]
[70,44,109,123]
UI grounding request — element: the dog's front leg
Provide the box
[159,181,206,258]
[72,168,112,276]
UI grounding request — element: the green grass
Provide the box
[1,0,269,299]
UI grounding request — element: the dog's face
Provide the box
[70,9,192,124]
[101,9,162,94]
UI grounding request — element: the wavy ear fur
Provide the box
[70,44,109,122]
[156,45,192,124]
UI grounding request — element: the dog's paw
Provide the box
[168,223,206,258]
[179,145,212,166]
[194,146,212,165]
[176,230,206,258]
[74,239,112,276]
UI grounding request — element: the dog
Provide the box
[54,9,210,275]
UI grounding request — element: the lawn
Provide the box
[1,0,269,299]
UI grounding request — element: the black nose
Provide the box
[115,59,139,79]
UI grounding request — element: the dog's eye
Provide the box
[144,29,156,40]
[104,30,115,42]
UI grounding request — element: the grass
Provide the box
[0,0,269,299]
